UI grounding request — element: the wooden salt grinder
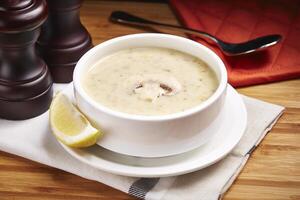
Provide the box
[0,0,53,120]
[37,0,93,83]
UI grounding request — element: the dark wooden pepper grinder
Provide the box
[0,0,53,120]
[37,0,93,83]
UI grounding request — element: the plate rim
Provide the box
[59,84,247,177]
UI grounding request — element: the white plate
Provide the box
[59,84,247,177]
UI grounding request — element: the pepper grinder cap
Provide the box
[0,0,48,33]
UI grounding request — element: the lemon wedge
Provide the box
[50,92,102,148]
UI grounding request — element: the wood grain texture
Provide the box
[0,0,299,199]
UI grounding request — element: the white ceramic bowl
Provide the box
[73,33,227,157]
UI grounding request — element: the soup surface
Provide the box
[82,47,218,115]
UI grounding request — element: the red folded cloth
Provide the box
[170,0,300,87]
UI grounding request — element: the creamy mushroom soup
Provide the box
[82,47,218,115]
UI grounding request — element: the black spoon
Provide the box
[110,11,282,56]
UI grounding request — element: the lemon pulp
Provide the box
[49,93,102,148]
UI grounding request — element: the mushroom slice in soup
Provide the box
[131,74,182,102]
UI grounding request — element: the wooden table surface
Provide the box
[0,1,299,199]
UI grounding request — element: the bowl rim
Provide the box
[73,33,227,122]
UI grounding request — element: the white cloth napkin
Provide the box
[0,84,284,200]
